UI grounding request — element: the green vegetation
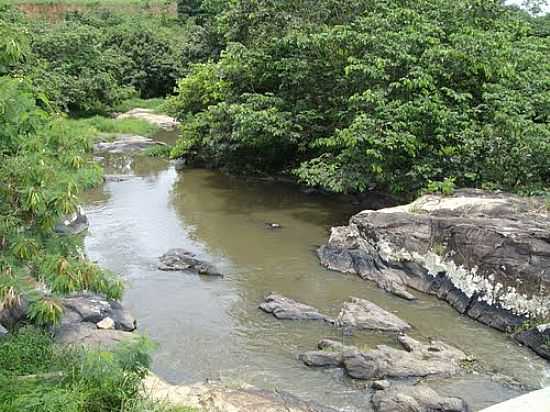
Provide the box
[168,0,550,196]
[113,97,167,113]
[0,327,198,412]
[64,116,160,139]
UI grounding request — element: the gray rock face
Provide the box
[319,190,550,334]
[55,322,135,347]
[54,207,89,235]
[0,298,28,327]
[259,294,333,322]
[372,385,470,412]
[0,324,8,338]
[514,324,550,360]
[94,134,166,154]
[174,158,186,171]
[301,336,468,381]
[60,293,136,332]
[337,297,411,333]
[343,335,468,380]
[55,293,137,347]
[158,249,223,277]
[116,108,179,130]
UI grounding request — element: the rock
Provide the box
[104,174,136,182]
[514,324,550,360]
[0,324,8,338]
[94,134,166,154]
[116,108,179,130]
[0,298,28,327]
[97,317,115,330]
[372,385,470,412]
[158,249,223,277]
[337,297,411,333]
[371,380,391,391]
[259,294,333,322]
[54,207,89,235]
[55,322,135,347]
[61,293,136,332]
[142,373,340,412]
[343,335,468,380]
[319,189,550,334]
[265,223,283,230]
[299,350,344,368]
[174,158,186,171]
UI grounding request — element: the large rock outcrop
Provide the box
[143,373,340,412]
[319,190,550,334]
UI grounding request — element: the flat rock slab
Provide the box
[372,384,470,412]
[259,294,333,322]
[117,108,179,130]
[479,387,550,412]
[94,134,166,154]
[55,322,135,348]
[344,335,468,380]
[337,297,411,332]
[159,249,223,277]
[143,373,340,412]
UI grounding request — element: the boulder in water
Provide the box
[93,134,166,154]
[159,249,223,277]
[337,297,411,333]
[54,207,89,235]
[259,294,333,322]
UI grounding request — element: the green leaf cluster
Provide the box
[171,0,550,195]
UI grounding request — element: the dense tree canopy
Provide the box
[170,0,550,195]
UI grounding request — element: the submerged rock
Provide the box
[94,134,166,154]
[143,373,340,412]
[159,249,223,277]
[372,384,470,412]
[514,323,550,360]
[337,297,411,333]
[116,108,179,130]
[54,207,89,235]
[319,189,550,335]
[299,339,356,368]
[259,294,333,322]
[343,335,468,380]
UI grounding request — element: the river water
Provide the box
[83,132,550,411]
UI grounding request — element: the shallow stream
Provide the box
[83,131,550,411]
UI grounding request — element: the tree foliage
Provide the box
[170,0,550,195]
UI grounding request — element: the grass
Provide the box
[0,326,199,412]
[113,97,167,113]
[63,115,160,140]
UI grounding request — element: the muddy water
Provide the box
[84,133,550,411]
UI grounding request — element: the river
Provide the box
[83,131,550,411]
